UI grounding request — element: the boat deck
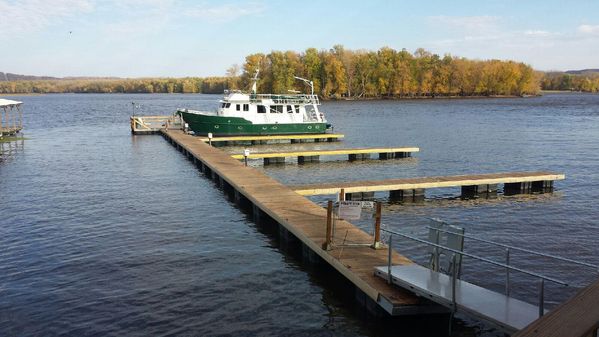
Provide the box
[198,133,344,143]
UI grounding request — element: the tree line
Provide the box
[7,45,597,97]
[233,46,540,98]
[0,77,229,94]
[541,72,599,92]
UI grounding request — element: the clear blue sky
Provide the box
[1,0,598,77]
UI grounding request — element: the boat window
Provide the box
[243,104,249,111]
[287,105,293,113]
[270,105,283,113]
[294,105,300,113]
[276,105,283,113]
[225,103,231,108]
[257,105,266,113]
[221,103,226,108]
[236,104,240,111]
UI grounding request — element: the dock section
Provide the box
[513,277,599,337]
[0,99,23,136]
[290,172,565,201]
[130,115,181,134]
[230,147,419,165]
[161,129,437,316]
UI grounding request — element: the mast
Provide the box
[251,69,259,94]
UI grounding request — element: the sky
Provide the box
[1,0,598,77]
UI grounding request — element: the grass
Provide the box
[0,136,28,143]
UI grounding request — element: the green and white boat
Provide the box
[177,75,331,136]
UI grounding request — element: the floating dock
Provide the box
[130,115,181,134]
[198,133,345,144]
[150,128,581,335]
[291,172,565,201]
[513,277,599,337]
[230,147,419,164]
[160,129,439,316]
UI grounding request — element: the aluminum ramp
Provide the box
[375,264,544,334]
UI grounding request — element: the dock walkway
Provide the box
[513,277,599,337]
[375,264,544,334]
[291,172,565,200]
[231,146,419,164]
[161,130,430,315]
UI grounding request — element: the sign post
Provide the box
[371,202,383,249]
[208,132,213,146]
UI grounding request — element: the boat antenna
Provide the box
[251,69,260,94]
[294,76,314,96]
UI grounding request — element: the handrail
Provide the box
[426,222,599,271]
[382,228,568,286]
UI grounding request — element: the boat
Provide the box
[177,73,331,136]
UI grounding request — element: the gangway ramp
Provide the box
[375,264,545,334]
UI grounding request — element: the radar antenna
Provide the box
[294,76,314,96]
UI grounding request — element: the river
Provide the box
[1,93,598,336]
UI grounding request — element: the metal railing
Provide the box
[249,94,320,105]
[427,220,599,271]
[426,220,599,297]
[383,228,569,317]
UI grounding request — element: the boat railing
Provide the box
[249,94,320,105]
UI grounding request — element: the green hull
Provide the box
[178,110,328,136]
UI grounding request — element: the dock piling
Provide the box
[323,200,333,251]
[372,202,383,249]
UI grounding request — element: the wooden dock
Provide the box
[198,133,344,144]
[130,115,181,134]
[230,147,419,164]
[513,277,599,337]
[290,172,565,200]
[161,129,438,316]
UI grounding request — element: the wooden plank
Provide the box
[230,147,420,159]
[513,277,599,337]
[161,130,425,313]
[198,133,345,142]
[291,172,566,195]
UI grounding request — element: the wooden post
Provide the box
[18,105,22,129]
[372,202,382,249]
[339,188,345,201]
[322,200,333,250]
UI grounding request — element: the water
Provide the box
[1,93,598,336]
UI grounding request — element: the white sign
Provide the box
[244,149,250,157]
[338,201,362,220]
[361,201,375,209]
[208,132,213,139]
